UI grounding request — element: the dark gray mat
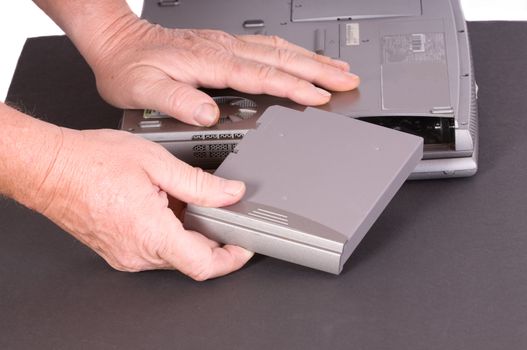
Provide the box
[1,22,527,350]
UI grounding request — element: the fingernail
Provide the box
[347,72,360,80]
[242,249,255,260]
[222,180,245,196]
[314,87,332,97]
[194,103,218,126]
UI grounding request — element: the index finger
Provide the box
[228,41,359,92]
[237,34,350,71]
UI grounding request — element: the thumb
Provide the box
[134,73,220,127]
[146,151,245,207]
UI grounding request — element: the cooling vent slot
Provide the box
[469,81,478,142]
[193,152,207,159]
[248,208,289,226]
[213,96,258,124]
[468,51,478,143]
[192,132,246,141]
[192,145,206,152]
[142,96,257,124]
[210,151,230,159]
[192,143,238,161]
[208,144,230,152]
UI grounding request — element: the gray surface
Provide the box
[290,0,422,21]
[142,0,469,117]
[185,106,422,273]
[136,0,478,179]
[1,22,527,349]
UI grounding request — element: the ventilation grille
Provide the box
[213,96,258,124]
[467,35,479,143]
[469,80,478,142]
[142,96,258,124]
[192,143,238,160]
[248,208,289,226]
[192,133,244,141]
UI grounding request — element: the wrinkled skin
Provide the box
[88,15,360,126]
[37,128,252,281]
[10,9,359,280]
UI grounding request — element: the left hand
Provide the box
[85,15,360,127]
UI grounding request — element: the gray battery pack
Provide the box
[184,106,423,274]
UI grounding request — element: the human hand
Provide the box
[86,15,360,127]
[32,128,253,280]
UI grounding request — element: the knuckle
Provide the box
[270,35,287,47]
[140,140,173,174]
[178,28,200,42]
[193,29,236,52]
[225,58,244,78]
[125,80,147,106]
[188,167,209,204]
[209,30,236,46]
[186,258,212,282]
[276,48,296,66]
[146,138,170,157]
[256,64,278,82]
[149,219,181,257]
[189,271,209,282]
[194,43,219,57]
[166,85,194,113]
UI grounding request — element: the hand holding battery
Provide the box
[33,127,252,280]
[18,2,358,279]
[87,16,360,127]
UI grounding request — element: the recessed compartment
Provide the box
[357,116,455,152]
[292,0,422,22]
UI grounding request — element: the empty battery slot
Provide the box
[357,116,455,150]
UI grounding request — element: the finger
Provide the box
[133,72,220,127]
[144,153,245,208]
[238,34,350,71]
[202,56,332,106]
[230,41,360,92]
[157,210,254,281]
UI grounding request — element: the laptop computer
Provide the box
[121,0,478,180]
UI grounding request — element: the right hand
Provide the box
[32,127,253,281]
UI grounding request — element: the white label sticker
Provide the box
[411,34,426,53]
[345,23,360,46]
[143,109,169,119]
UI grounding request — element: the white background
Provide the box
[1,0,526,101]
